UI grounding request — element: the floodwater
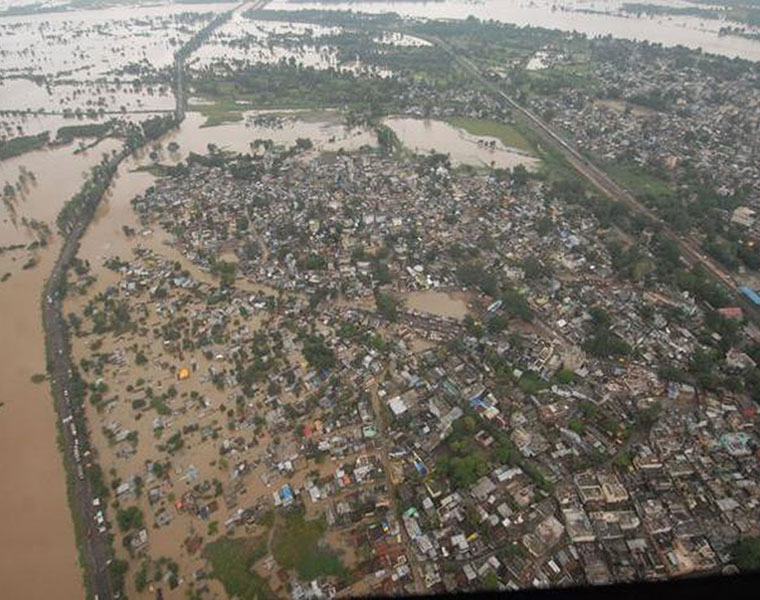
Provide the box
[58,107,381,597]
[1,136,122,245]
[0,140,119,600]
[384,116,540,169]
[268,0,760,61]
[0,78,175,113]
[0,3,236,78]
[0,99,327,599]
[0,111,167,139]
[403,290,470,319]
[190,12,398,75]
[74,108,363,293]
[161,109,376,155]
[191,13,345,70]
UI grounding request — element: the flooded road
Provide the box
[0,141,118,600]
[268,0,760,61]
[384,116,539,169]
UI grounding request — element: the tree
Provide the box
[486,314,509,334]
[555,368,576,384]
[732,536,760,571]
[536,216,553,236]
[483,571,501,590]
[449,454,488,489]
[511,164,529,186]
[583,306,630,358]
[521,256,550,279]
[302,336,336,370]
[213,260,237,287]
[295,137,313,151]
[463,314,483,338]
[568,417,585,435]
[117,506,144,532]
[375,292,401,322]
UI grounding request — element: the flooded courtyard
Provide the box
[403,290,471,320]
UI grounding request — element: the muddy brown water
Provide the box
[60,109,371,598]
[0,105,342,598]
[268,0,760,61]
[383,117,540,170]
[0,141,118,600]
[402,290,470,320]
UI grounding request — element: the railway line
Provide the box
[426,35,760,324]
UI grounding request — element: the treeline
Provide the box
[124,114,177,152]
[622,3,721,19]
[0,131,49,161]
[1,120,119,162]
[265,28,459,81]
[623,2,760,27]
[374,123,401,155]
[244,8,404,29]
[56,154,120,235]
[57,114,177,234]
[55,121,115,144]
[192,62,415,117]
[412,14,580,57]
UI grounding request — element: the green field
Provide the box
[188,98,247,128]
[606,162,673,200]
[271,509,347,580]
[447,117,535,154]
[203,535,275,600]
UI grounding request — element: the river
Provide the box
[267,0,760,61]
[0,138,120,600]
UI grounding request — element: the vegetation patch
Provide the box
[55,122,113,144]
[0,131,49,161]
[447,117,535,154]
[189,96,246,128]
[605,162,673,202]
[271,509,347,580]
[203,535,275,600]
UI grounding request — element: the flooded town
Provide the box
[3,1,760,599]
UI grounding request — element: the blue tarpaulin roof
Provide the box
[740,286,760,305]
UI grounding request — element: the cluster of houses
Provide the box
[521,38,760,203]
[66,141,760,598]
